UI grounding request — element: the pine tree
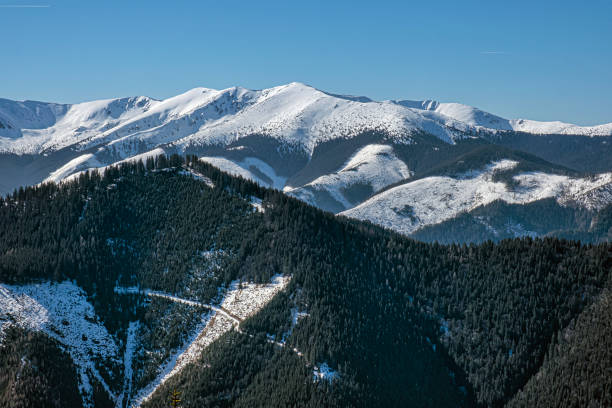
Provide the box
[169,389,181,408]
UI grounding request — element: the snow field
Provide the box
[288,144,412,210]
[342,160,612,235]
[3,82,610,160]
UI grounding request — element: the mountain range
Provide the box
[2,82,612,242]
[0,157,610,407]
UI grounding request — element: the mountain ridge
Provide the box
[1,83,611,242]
[3,83,612,146]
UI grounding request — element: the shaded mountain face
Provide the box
[1,83,611,242]
[0,157,610,408]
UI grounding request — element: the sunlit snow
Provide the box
[342,160,612,235]
[0,281,120,408]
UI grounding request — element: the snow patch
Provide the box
[250,196,264,213]
[220,275,291,320]
[0,281,119,408]
[199,156,285,189]
[313,362,338,383]
[117,321,139,408]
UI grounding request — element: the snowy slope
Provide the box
[0,83,456,158]
[0,96,155,154]
[342,160,612,235]
[287,144,412,211]
[395,99,612,136]
[1,82,611,196]
[0,98,69,138]
[2,83,611,238]
[6,82,610,161]
[75,83,471,158]
[129,275,290,407]
[508,118,612,136]
[199,156,287,189]
[46,148,166,184]
[0,281,121,407]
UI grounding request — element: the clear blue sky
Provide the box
[1,0,611,125]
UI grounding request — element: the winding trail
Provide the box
[144,290,242,325]
[115,275,297,407]
[137,289,304,356]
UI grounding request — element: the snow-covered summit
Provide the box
[0,95,156,153]
[2,83,610,157]
[392,98,612,136]
[1,83,611,238]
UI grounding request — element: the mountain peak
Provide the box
[1,83,611,159]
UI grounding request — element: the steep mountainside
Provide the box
[342,152,612,237]
[395,99,612,136]
[508,289,612,408]
[0,155,610,407]
[1,84,611,242]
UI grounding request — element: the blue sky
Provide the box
[1,0,611,125]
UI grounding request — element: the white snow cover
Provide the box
[45,153,103,183]
[47,148,166,184]
[508,118,612,136]
[0,281,120,408]
[397,99,612,136]
[220,275,291,320]
[287,144,412,210]
[342,160,612,235]
[0,96,155,154]
[199,156,286,189]
[3,82,610,199]
[130,274,290,407]
[10,82,611,160]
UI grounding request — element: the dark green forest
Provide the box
[0,155,610,407]
[0,326,81,408]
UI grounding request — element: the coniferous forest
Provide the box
[0,155,610,407]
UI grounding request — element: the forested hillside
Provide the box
[0,155,610,407]
[508,289,612,407]
[0,326,82,408]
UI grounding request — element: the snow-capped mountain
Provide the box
[394,99,612,136]
[1,82,611,238]
[2,83,610,157]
